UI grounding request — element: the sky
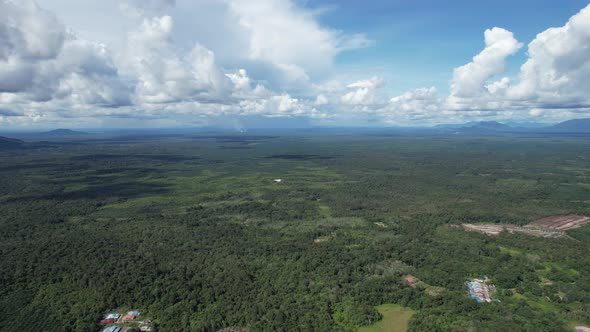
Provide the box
[1,0,590,129]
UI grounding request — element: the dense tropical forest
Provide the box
[1,132,590,331]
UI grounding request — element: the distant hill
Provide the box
[434,121,482,129]
[436,119,590,133]
[544,118,590,133]
[40,129,90,136]
[435,121,512,131]
[466,121,512,131]
[435,118,590,136]
[504,121,547,129]
[0,136,25,149]
[435,121,515,135]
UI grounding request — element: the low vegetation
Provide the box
[359,304,414,332]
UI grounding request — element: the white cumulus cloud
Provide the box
[341,76,384,105]
[450,27,523,100]
[224,0,372,82]
[127,15,231,105]
[0,0,130,109]
[2,0,590,127]
[509,4,590,108]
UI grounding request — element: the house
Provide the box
[100,318,117,325]
[140,325,153,332]
[123,310,141,320]
[105,313,120,320]
[102,326,122,332]
[466,278,495,303]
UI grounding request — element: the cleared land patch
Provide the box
[530,215,590,230]
[461,224,564,238]
[217,327,247,332]
[461,215,590,238]
[401,275,445,297]
[313,234,334,243]
[358,304,414,332]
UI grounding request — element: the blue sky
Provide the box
[1,0,590,128]
[319,0,590,94]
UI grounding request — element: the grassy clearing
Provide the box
[499,246,523,256]
[358,304,414,332]
[512,293,560,313]
[409,279,445,297]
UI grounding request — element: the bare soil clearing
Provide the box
[461,215,590,238]
[461,224,564,238]
[217,327,247,332]
[530,215,590,230]
[313,234,334,243]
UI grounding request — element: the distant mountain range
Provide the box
[435,121,511,130]
[543,118,590,132]
[40,129,90,136]
[466,121,513,131]
[436,118,590,134]
[0,121,588,147]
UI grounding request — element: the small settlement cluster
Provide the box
[465,277,498,303]
[100,310,152,332]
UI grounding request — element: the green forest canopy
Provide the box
[1,134,590,331]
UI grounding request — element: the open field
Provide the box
[359,304,414,332]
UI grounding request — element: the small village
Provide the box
[100,310,153,332]
[465,277,498,303]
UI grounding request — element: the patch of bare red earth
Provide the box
[461,215,590,238]
[529,215,590,230]
[217,328,247,332]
